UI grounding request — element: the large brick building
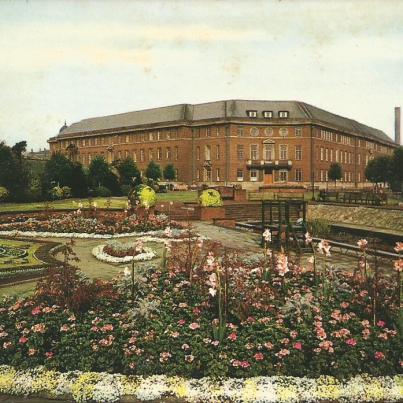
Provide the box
[48,100,398,189]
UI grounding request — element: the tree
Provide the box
[88,156,120,195]
[163,164,176,181]
[365,156,393,185]
[11,141,27,163]
[328,163,342,188]
[115,157,141,186]
[389,147,403,191]
[145,161,162,181]
[0,141,29,200]
[42,153,88,198]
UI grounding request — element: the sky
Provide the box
[0,0,402,151]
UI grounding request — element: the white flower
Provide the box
[164,226,173,238]
[123,267,131,277]
[317,239,331,256]
[263,229,272,242]
[209,288,217,297]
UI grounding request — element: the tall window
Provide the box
[196,146,200,160]
[279,145,288,160]
[237,144,244,160]
[132,150,137,162]
[206,127,211,137]
[166,147,171,160]
[157,148,162,160]
[140,149,145,162]
[216,168,220,181]
[237,126,244,137]
[264,143,274,160]
[325,148,329,161]
[250,170,258,181]
[205,145,211,160]
[278,170,288,182]
[295,168,303,182]
[358,154,361,165]
[216,145,220,159]
[149,149,153,160]
[295,128,302,137]
[335,149,339,162]
[250,144,259,160]
[320,147,324,161]
[295,145,302,160]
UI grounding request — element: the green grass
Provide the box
[0,191,198,212]
[0,239,43,269]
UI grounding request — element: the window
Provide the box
[174,146,178,160]
[320,147,324,161]
[125,135,130,143]
[216,145,220,159]
[278,170,288,182]
[279,145,288,160]
[295,145,302,160]
[133,150,137,162]
[320,170,324,182]
[140,149,145,162]
[358,154,361,165]
[344,151,347,164]
[216,168,220,181]
[264,127,273,136]
[148,149,153,160]
[250,127,259,136]
[157,148,162,160]
[196,146,200,160]
[295,168,303,182]
[206,127,211,137]
[250,169,258,182]
[335,149,339,162]
[250,144,259,160]
[263,110,273,118]
[279,128,288,137]
[237,169,244,181]
[295,128,302,137]
[358,172,361,182]
[278,111,289,118]
[237,144,244,160]
[205,145,211,160]
[325,148,329,161]
[264,143,274,160]
[330,149,333,162]
[149,132,154,141]
[246,110,257,118]
[237,126,244,137]
[166,147,171,160]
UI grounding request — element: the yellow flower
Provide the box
[71,372,101,403]
[242,379,258,402]
[0,368,16,394]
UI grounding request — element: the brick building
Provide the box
[48,100,398,189]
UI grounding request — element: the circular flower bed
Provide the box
[92,240,157,263]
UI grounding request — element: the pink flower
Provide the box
[31,307,41,316]
[45,351,54,359]
[240,361,251,368]
[264,341,274,350]
[275,349,290,359]
[254,352,264,361]
[357,239,368,251]
[293,342,303,350]
[393,259,403,272]
[60,324,70,332]
[228,332,237,341]
[159,351,172,363]
[100,324,114,332]
[394,242,403,253]
[28,348,37,356]
[276,253,289,276]
[19,336,28,344]
[377,320,386,328]
[31,323,46,333]
[185,354,195,363]
[189,322,200,330]
[346,338,357,346]
[178,319,186,326]
[374,351,385,361]
[340,301,349,309]
[3,342,12,349]
[181,343,190,350]
[317,239,331,256]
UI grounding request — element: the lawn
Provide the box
[0,191,198,212]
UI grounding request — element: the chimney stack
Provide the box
[395,107,401,145]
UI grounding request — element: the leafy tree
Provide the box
[365,156,392,185]
[328,163,342,187]
[11,141,27,163]
[115,157,141,186]
[88,156,120,195]
[42,153,87,198]
[390,147,403,191]
[0,141,29,200]
[163,164,176,181]
[145,161,162,181]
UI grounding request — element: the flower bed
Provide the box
[0,237,401,400]
[0,211,182,238]
[92,240,157,263]
[0,366,401,402]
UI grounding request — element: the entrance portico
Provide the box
[246,159,293,183]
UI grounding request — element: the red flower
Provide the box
[45,351,54,359]
[253,352,264,361]
[346,338,357,346]
[178,319,186,326]
[374,351,385,361]
[376,320,385,328]
[228,332,237,341]
[19,336,28,344]
[31,307,41,316]
[240,361,250,368]
[293,342,303,350]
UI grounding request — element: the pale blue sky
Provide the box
[0,0,402,150]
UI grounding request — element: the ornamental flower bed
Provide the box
[0,366,401,402]
[0,237,401,401]
[92,240,157,263]
[0,211,182,237]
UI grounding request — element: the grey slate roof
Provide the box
[52,100,395,145]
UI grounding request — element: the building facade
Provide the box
[48,100,398,189]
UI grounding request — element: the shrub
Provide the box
[136,185,157,207]
[0,186,9,201]
[50,185,71,200]
[199,189,223,207]
[94,186,112,197]
[120,184,131,196]
[307,218,331,238]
